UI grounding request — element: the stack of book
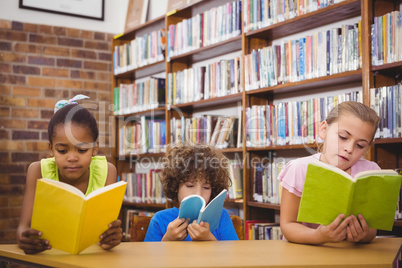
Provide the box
[245,90,362,147]
[119,116,166,155]
[170,115,241,149]
[245,22,361,91]
[371,5,402,66]
[122,170,166,204]
[243,0,346,33]
[114,77,165,116]
[166,57,242,105]
[166,0,241,60]
[113,29,165,75]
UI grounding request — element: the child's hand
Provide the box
[98,219,123,250]
[346,214,376,243]
[162,218,189,241]
[316,214,351,243]
[187,220,217,241]
[17,228,51,254]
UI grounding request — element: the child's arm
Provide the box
[280,188,352,244]
[98,162,123,250]
[187,221,217,241]
[17,162,51,254]
[104,162,117,186]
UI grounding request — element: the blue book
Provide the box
[178,189,227,232]
[299,37,305,81]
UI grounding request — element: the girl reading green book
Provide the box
[17,95,122,254]
[279,101,380,244]
[144,144,239,241]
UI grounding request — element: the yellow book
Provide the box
[31,179,127,254]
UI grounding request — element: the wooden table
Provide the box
[0,238,401,268]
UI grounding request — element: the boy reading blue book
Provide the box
[144,144,238,241]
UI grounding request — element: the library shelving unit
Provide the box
[164,0,245,211]
[242,0,364,224]
[112,0,402,239]
[368,0,402,235]
[112,15,168,240]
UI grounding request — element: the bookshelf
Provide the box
[112,15,168,240]
[112,0,402,239]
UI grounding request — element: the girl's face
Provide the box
[178,178,212,204]
[49,123,98,184]
[319,114,374,173]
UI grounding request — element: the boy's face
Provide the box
[178,178,212,204]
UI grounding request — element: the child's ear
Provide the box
[48,143,54,156]
[318,120,328,140]
[92,142,99,156]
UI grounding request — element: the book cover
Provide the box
[297,161,402,231]
[31,179,127,254]
[124,0,149,33]
[178,189,227,232]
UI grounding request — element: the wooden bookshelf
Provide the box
[244,0,361,40]
[112,0,402,239]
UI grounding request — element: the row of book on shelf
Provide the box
[166,0,242,60]
[113,29,165,75]
[119,116,166,155]
[112,1,402,79]
[114,77,165,116]
[166,56,242,105]
[119,112,243,155]
[370,84,402,139]
[243,0,346,33]
[122,160,243,203]
[170,113,242,149]
[123,209,155,240]
[252,157,284,205]
[122,170,166,204]
[245,90,362,147]
[371,4,402,66]
[245,22,361,90]
[117,83,401,155]
[245,220,283,240]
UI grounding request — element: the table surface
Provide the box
[0,238,401,268]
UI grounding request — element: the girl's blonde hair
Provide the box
[326,101,380,141]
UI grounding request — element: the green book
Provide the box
[297,161,402,231]
[113,87,120,114]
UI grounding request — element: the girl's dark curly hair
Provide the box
[161,144,231,203]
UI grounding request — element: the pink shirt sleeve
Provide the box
[278,154,320,197]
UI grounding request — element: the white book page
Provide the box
[40,178,85,198]
[311,161,398,182]
[41,178,127,200]
[310,161,352,180]
[355,169,398,180]
[86,181,127,200]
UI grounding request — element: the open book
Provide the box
[297,161,402,231]
[178,189,227,232]
[31,178,127,254]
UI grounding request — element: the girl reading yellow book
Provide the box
[17,95,122,254]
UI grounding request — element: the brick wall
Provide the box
[0,19,115,244]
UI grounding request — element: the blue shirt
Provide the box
[144,207,239,241]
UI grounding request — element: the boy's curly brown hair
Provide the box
[161,144,231,203]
